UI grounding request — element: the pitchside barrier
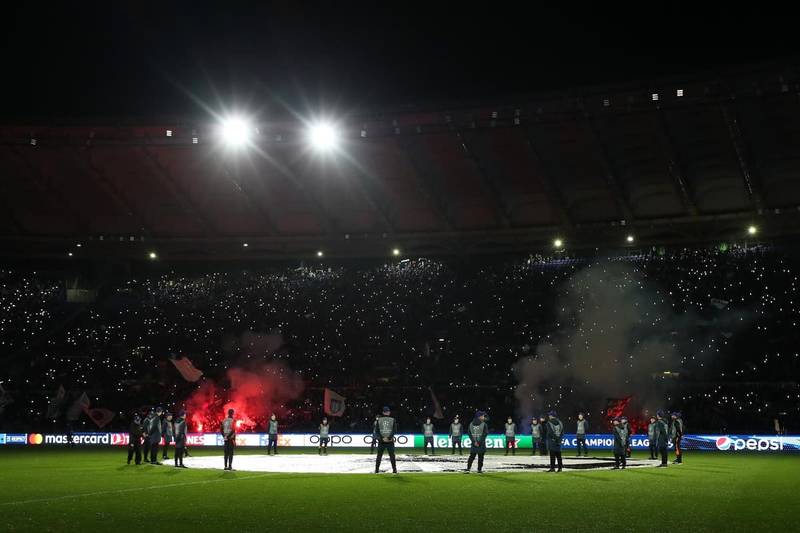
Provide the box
[2,433,799,452]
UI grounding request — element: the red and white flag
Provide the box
[323,388,346,417]
[86,407,115,429]
[46,384,66,419]
[429,387,444,419]
[66,392,90,421]
[170,356,203,382]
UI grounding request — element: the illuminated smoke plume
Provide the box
[184,331,304,431]
[513,260,746,426]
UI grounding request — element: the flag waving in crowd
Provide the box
[85,407,115,428]
[324,388,346,417]
[45,384,66,419]
[169,356,204,382]
[66,392,90,421]
[429,387,444,419]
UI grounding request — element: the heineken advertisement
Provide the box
[3,432,798,452]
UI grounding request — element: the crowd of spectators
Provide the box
[0,244,798,435]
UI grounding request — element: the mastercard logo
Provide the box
[28,433,43,445]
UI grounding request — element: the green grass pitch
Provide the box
[1,447,798,532]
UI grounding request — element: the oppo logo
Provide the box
[309,435,353,445]
[363,435,409,445]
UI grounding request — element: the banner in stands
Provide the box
[2,433,797,452]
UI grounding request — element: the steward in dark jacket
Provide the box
[127,414,143,465]
[612,418,628,469]
[545,411,564,472]
[670,412,685,464]
[466,411,489,473]
[654,411,670,467]
[173,411,188,468]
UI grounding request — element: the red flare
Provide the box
[185,361,304,432]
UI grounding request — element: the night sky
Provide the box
[3,2,798,119]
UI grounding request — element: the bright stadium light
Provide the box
[309,122,339,152]
[747,225,758,236]
[317,250,324,258]
[626,234,635,243]
[148,251,158,260]
[242,243,249,248]
[553,238,564,249]
[220,116,253,148]
[392,248,401,257]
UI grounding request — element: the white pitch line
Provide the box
[0,472,272,507]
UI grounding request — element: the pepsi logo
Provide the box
[716,436,732,450]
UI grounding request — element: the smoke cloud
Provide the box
[513,260,746,427]
[184,331,304,432]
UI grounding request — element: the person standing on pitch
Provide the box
[319,417,331,455]
[370,415,380,454]
[162,412,174,461]
[504,416,516,456]
[450,416,463,455]
[537,415,548,456]
[647,415,657,460]
[620,416,632,458]
[174,411,187,468]
[575,412,589,457]
[611,417,627,469]
[148,406,164,464]
[671,412,684,464]
[374,406,398,474]
[530,417,541,456]
[466,411,488,473]
[141,408,154,462]
[127,413,144,465]
[221,408,235,470]
[267,414,279,455]
[545,411,564,472]
[183,423,193,458]
[654,411,670,467]
[422,417,435,455]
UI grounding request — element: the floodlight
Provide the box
[309,122,338,151]
[221,116,252,148]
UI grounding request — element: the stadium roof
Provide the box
[2,66,800,260]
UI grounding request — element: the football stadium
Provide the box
[2,4,800,533]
